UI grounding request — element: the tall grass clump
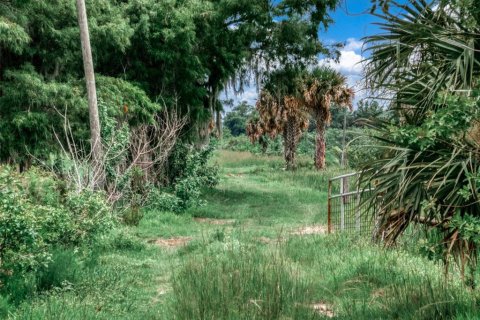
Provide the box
[171,245,321,319]
[284,235,479,319]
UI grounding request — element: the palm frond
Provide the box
[364,0,479,116]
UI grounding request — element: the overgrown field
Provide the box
[7,151,479,319]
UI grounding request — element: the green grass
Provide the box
[8,150,480,319]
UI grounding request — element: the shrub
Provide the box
[0,166,113,300]
[35,248,81,292]
[98,227,146,251]
[64,190,113,244]
[0,168,51,276]
[148,141,219,213]
[173,143,219,211]
[146,190,181,212]
[122,206,144,226]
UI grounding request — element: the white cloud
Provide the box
[326,50,364,76]
[319,38,367,104]
[220,85,258,111]
[344,38,363,52]
[220,38,368,110]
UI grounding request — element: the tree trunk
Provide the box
[315,117,326,170]
[215,109,222,138]
[212,85,221,138]
[284,115,297,170]
[76,0,105,189]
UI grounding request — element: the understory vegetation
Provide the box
[2,151,478,319]
[222,127,378,170]
[2,0,480,318]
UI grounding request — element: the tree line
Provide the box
[0,0,341,173]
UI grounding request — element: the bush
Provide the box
[0,166,113,301]
[63,190,113,245]
[98,227,146,251]
[0,168,52,276]
[35,248,81,292]
[146,190,181,212]
[148,141,219,213]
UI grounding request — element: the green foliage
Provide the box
[222,128,378,169]
[361,2,480,280]
[0,67,87,163]
[122,206,144,227]
[376,114,480,282]
[386,96,477,151]
[450,214,480,244]
[365,0,479,118]
[0,0,343,166]
[363,96,480,227]
[147,142,219,213]
[0,17,30,53]
[100,227,146,251]
[146,189,182,213]
[96,76,161,127]
[222,132,283,155]
[63,190,113,245]
[329,100,387,129]
[0,295,11,318]
[0,168,53,275]
[0,166,113,298]
[171,143,220,211]
[35,248,81,292]
[223,101,254,136]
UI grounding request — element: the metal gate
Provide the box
[327,172,378,235]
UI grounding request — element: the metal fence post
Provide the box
[355,179,361,232]
[340,177,345,231]
[328,179,332,234]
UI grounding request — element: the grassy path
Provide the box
[13,151,478,319]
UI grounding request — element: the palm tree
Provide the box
[248,67,310,170]
[248,89,309,170]
[361,0,480,282]
[364,0,478,119]
[303,67,354,170]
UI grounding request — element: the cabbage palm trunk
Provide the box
[315,116,326,170]
[284,115,297,170]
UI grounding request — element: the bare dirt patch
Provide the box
[291,225,327,236]
[257,236,274,244]
[151,285,171,303]
[194,217,236,225]
[256,236,286,244]
[226,173,244,178]
[149,237,192,248]
[311,302,335,318]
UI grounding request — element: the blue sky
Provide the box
[222,0,385,109]
[323,0,381,45]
